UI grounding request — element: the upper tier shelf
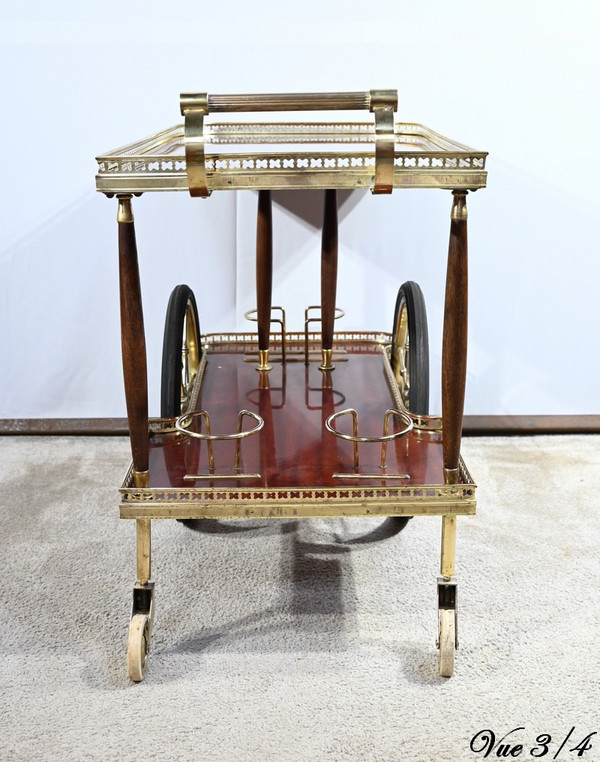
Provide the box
[95,90,488,195]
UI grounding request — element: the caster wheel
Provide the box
[127,613,150,682]
[438,608,456,678]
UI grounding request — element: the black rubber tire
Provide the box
[160,285,200,418]
[391,280,430,415]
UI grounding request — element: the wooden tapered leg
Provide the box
[256,190,273,371]
[320,189,338,370]
[442,191,469,484]
[117,195,149,481]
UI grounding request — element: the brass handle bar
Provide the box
[180,90,398,196]
[181,90,397,114]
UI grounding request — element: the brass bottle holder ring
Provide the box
[241,305,346,367]
[325,407,413,478]
[176,409,264,480]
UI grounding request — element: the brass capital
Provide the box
[256,349,272,372]
[451,191,468,222]
[319,348,335,371]
[117,195,134,224]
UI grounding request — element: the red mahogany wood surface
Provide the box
[148,344,448,489]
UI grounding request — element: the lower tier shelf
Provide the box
[120,334,476,520]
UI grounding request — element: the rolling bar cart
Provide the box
[95,90,487,681]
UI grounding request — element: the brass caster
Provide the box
[127,582,154,682]
[438,608,456,678]
[127,613,150,682]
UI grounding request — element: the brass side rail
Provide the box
[95,123,488,195]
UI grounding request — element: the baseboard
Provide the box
[462,415,600,435]
[0,418,129,435]
[2,416,600,436]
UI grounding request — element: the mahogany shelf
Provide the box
[120,334,475,521]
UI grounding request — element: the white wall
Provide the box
[2,1,600,418]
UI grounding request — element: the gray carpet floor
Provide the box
[0,435,598,761]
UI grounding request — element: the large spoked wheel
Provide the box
[161,285,201,418]
[391,281,430,416]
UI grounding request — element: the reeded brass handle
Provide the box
[180,90,397,114]
[179,90,398,196]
